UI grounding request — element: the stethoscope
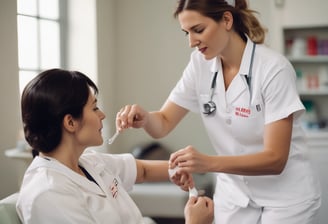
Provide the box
[203,42,256,115]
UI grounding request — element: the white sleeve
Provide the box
[84,152,137,192]
[168,54,200,113]
[102,153,137,191]
[263,60,305,124]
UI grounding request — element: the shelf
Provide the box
[4,148,32,161]
[288,55,328,63]
[284,26,328,146]
[298,89,328,96]
[305,130,328,147]
[306,130,328,138]
[284,25,328,62]
[283,25,328,31]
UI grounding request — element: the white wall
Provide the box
[281,0,328,28]
[95,0,118,154]
[0,0,24,198]
[67,0,97,81]
[102,0,214,155]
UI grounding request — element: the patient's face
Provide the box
[74,90,106,147]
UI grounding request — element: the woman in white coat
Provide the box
[16,68,214,224]
[116,0,321,223]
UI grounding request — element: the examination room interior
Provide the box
[1,0,328,222]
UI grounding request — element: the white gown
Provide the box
[16,151,144,224]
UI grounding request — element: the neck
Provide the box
[219,34,247,89]
[220,35,246,70]
[40,143,84,175]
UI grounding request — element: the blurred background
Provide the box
[1,0,328,222]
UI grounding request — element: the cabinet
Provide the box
[284,26,328,224]
[283,26,328,131]
[307,132,328,224]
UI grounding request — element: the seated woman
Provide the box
[16,68,213,224]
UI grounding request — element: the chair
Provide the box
[0,193,21,224]
[0,193,156,224]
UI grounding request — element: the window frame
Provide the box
[17,0,67,92]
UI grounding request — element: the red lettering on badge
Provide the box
[235,107,251,118]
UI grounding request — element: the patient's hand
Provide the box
[184,196,214,224]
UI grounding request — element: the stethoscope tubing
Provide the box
[203,42,256,115]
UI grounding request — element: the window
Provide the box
[17,0,66,93]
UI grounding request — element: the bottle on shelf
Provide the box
[301,100,319,130]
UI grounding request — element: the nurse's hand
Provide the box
[169,145,210,174]
[116,104,149,131]
[184,196,214,224]
[169,167,194,191]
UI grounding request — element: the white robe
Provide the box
[16,151,144,224]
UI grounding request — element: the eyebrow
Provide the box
[182,24,202,33]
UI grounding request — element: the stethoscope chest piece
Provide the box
[202,71,218,116]
[203,100,216,115]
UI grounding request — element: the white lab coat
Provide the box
[16,151,144,224]
[169,37,321,214]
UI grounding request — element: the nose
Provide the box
[99,110,106,120]
[189,34,200,48]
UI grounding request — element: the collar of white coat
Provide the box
[28,156,107,196]
[210,35,254,79]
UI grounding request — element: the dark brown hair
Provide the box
[174,0,266,44]
[21,69,98,153]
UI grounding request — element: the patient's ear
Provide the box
[63,114,76,132]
